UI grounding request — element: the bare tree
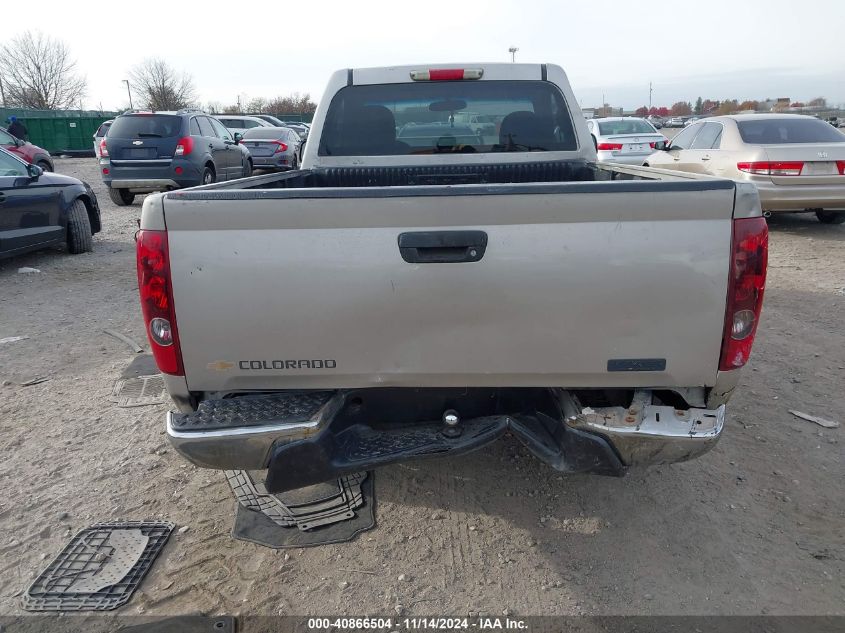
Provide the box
[129,59,196,111]
[0,31,87,109]
[267,93,317,114]
[246,97,268,113]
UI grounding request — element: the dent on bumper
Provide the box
[165,389,725,477]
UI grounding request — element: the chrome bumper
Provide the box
[563,390,724,466]
[166,389,725,472]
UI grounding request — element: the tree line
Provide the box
[635,96,829,118]
[0,30,316,114]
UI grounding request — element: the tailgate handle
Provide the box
[398,230,488,264]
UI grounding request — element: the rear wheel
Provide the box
[816,210,845,225]
[202,165,215,185]
[108,187,135,206]
[37,159,52,172]
[67,199,93,254]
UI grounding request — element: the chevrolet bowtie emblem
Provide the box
[207,361,235,371]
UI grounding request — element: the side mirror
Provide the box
[233,132,243,144]
[652,140,670,151]
[15,138,25,147]
[26,163,43,179]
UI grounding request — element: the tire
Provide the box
[37,159,53,172]
[202,165,215,185]
[108,187,135,206]
[816,210,845,224]
[67,199,93,254]
[243,159,252,178]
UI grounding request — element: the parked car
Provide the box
[142,63,766,501]
[215,115,274,136]
[250,114,288,127]
[239,126,302,171]
[665,117,686,128]
[100,109,252,206]
[646,115,664,129]
[0,147,100,258]
[586,117,666,164]
[683,116,702,127]
[93,119,113,157]
[645,114,845,224]
[283,123,310,140]
[0,127,54,171]
[454,112,498,136]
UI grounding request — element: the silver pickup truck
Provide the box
[137,63,768,493]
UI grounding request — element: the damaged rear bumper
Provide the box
[166,388,724,493]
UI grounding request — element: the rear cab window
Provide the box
[108,115,183,139]
[737,118,845,144]
[318,80,578,156]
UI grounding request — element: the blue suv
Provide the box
[99,109,253,206]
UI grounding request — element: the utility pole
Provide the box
[508,47,519,62]
[649,82,653,109]
[123,80,133,109]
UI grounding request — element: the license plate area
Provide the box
[803,161,837,176]
[127,148,156,159]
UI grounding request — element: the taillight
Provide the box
[409,68,484,81]
[136,230,183,375]
[175,136,194,157]
[596,143,623,151]
[273,141,288,153]
[737,161,804,176]
[836,160,845,175]
[99,139,108,157]
[719,217,768,371]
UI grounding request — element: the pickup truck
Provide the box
[137,63,768,494]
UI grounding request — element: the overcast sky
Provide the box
[28,0,845,111]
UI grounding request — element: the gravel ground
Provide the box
[0,158,842,617]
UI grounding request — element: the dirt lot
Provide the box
[0,158,843,617]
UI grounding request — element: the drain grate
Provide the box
[226,470,367,531]
[111,374,167,408]
[23,521,174,611]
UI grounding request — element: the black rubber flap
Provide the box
[232,474,375,548]
[118,616,236,632]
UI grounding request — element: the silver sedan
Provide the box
[586,117,666,165]
[645,114,845,224]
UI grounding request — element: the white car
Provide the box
[93,119,113,157]
[214,115,274,136]
[586,117,666,164]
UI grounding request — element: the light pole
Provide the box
[508,47,519,62]
[123,80,133,110]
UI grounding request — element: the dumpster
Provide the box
[1,107,119,156]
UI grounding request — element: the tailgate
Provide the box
[163,182,736,391]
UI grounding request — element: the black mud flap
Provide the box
[265,409,625,494]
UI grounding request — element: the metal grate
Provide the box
[110,374,167,408]
[23,521,174,611]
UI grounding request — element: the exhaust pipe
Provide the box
[763,211,772,218]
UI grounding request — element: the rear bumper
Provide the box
[753,182,845,211]
[251,155,293,169]
[102,159,201,192]
[597,153,652,165]
[166,389,724,491]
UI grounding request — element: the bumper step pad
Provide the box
[170,392,334,431]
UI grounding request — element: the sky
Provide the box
[20,0,845,111]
